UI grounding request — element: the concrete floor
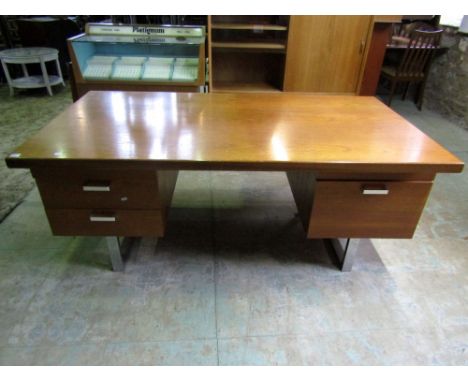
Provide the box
[0,99,467,365]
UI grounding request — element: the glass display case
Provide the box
[68,23,206,100]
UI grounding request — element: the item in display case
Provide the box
[112,62,142,80]
[119,56,147,65]
[175,57,199,66]
[83,55,117,79]
[173,57,199,81]
[112,56,147,80]
[142,58,175,81]
[172,65,198,81]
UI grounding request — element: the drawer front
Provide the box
[45,209,165,236]
[34,168,161,209]
[308,181,432,238]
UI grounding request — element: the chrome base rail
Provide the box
[325,238,361,272]
[105,236,137,271]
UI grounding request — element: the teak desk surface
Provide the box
[6,91,463,174]
[5,91,464,272]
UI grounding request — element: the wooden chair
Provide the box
[381,29,443,110]
[392,21,435,39]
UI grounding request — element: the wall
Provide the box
[425,28,468,130]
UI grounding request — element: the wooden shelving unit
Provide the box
[211,41,286,50]
[212,81,282,93]
[211,23,288,31]
[208,15,290,92]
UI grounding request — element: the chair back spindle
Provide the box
[380,28,443,109]
[397,29,442,80]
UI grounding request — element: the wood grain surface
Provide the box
[308,180,433,238]
[5,91,463,174]
[283,16,373,92]
[45,208,165,236]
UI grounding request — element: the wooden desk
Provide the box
[5,91,464,271]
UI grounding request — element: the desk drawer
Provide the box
[34,168,162,209]
[45,208,165,236]
[308,181,432,238]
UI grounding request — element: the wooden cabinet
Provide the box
[208,16,376,94]
[32,167,178,237]
[287,172,434,239]
[208,15,290,92]
[45,208,166,236]
[284,16,373,93]
[307,180,433,238]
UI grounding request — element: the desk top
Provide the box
[5,91,463,173]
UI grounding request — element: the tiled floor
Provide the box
[0,100,467,365]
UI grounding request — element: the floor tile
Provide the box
[436,324,468,365]
[0,339,218,366]
[215,265,415,338]
[6,237,217,347]
[211,171,292,208]
[171,171,212,208]
[0,201,73,251]
[415,153,468,237]
[0,247,68,346]
[391,100,468,152]
[218,326,454,366]
[0,345,39,365]
[372,237,468,274]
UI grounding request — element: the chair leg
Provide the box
[402,82,410,100]
[387,80,397,106]
[416,79,427,111]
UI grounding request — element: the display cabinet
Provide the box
[68,23,206,100]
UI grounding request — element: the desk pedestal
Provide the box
[31,166,177,270]
[29,166,433,272]
[287,170,433,271]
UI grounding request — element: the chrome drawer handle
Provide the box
[82,182,111,192]
[362,187,389,195]
[89,215,116,222]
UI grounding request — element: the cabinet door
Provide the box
[284,16,372,93]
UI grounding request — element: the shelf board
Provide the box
[77,78,202,87]
[11,75,63,88]
[211,23,288,31]
[211,41,286,50]
[212,82,282,93]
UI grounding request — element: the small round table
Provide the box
[0,47,65,96]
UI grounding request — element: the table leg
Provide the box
[325,238,360,272]
[1,60,14,96]
[55,58,65,87]
[21,64,29,77]
[105,236,136,272]
[40,58,53,96]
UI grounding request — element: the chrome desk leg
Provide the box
[105,236,136,272]
[326,238,361,272]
